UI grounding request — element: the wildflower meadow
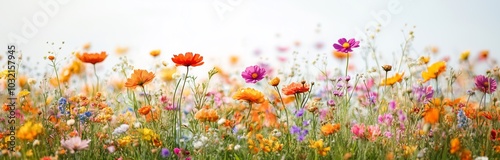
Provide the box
[1,2,499,160]
[1,29,499,160]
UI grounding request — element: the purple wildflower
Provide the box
[295,108,305,117]
[161,148,170,158]
[241,65,266,83]
[333,38,360,53]
[389,100,396,111]
[327,99,336,107]
[290,125,301,134]
[475,75,497,94]
[414,85,434,104]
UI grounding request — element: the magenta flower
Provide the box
[333,38,360,53]
[241,65,266,83]
[475,75,497,94]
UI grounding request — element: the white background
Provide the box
[1,0,499,78]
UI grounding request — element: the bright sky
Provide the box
[1,0,499,77]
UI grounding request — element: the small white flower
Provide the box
[272,129,282,137]
[33,139,40,146]
[200,136,208,143]
[133,122,141,128]
[234,144,241,150]
[475,157,489,160]
[193,141,203,149]
[112,124,130,135]
[67,119,75,126]
[217,118,226,125]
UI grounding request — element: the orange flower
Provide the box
[138,105,152,115]
[460,149,472,160]
[320,123,341,136]
[48,55,55,61]
[479,50,489,61]
[76,51,107,64]
[171,52,204,67]
[233,87,265,104]
[380,72,404,86]
[282,82,310,96]
[195,106,219,122]
[423,107,440,124]
[150,49,161,57]
[450,138,460,154]
[422,61,446,82]
[125,69,155,89]
[332,51,351,60]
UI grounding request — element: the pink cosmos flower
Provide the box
[333,38,360,53]
[60,136,91,153]
[475,75,497,94]
[241,65,266,83]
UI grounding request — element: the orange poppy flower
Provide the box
[138,105,152,115]
[450,138,460,154]
[125,69,155,89]
[233,87,265,104]
[321,123,341,136]
[282,82,310,96]
[76,51,107,64]
[423,107,440,124]
[171,52,204,67]
[422,61,446,82]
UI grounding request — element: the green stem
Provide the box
[93,64,100,95]
[141,86,150,106]
[176,66,190,147]
[52,61,63,97]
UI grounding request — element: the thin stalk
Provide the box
[93,64,100,95]
[176,66,190,147]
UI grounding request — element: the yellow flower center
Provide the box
[252,73,258,79]
[342,42,350,48]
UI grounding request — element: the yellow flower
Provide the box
[18,89,30,97]
[0,70,9,79]
[25,149,33,157]
[150,49,161,57]
[403,145,417,157]
[138,128,159,141]
[232,87,265,104]
[159,67,177,82]
[422,61,446,82]
[450,138,460,154]
[17,121,43,141]
[68,59,86,75]
[419,56,430,64]
[460,50,470,61]
[309,139,330,156]
[269,77,280,86]
[380,72,405,86]
[117,136,132,146]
